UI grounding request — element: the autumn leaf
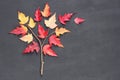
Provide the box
[38,24,48,39]
[43,44,57,56]
[55,27,70,36]
[74,17,85,24]
[58,13,73,25]
[34,7,42,22]
[41,2,51,17]
[28,17,36,28]
[49,34,63,47]
[20,33,33,43]
[44,13,57,29]
[18,11,29,24]
[10,25,28,36]
[23,41,40,54]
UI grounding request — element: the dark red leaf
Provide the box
[10,25,28,36]
[49,34,63,47]
[34,7,42,22]
[58,13,73,25]
[23,41,40,54]
[43,44,57,56]
[74,17,85,24]
[38,24,48,39]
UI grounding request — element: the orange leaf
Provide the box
[55,27,70,36]
[43,44,57,56]
[20,33,33,43]
[49,34,64,47]
[41,2,51,17]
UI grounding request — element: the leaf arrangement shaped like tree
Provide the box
[10,2,85,76]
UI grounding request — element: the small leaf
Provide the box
[34,7,42,22]
[44,13,57,29]
[49,34,63,47]
[20,33,33,43]
[58,13,73,25]
[41,2,51,17]
[55,27,70,36]
[43,44,57,56]
[23,41,40,54]
[18,11,29,24]
[28,17,36,28]
[10,25,28,36]
[38,24,48,39]
[74,17,85,24]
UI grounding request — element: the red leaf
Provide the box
[58,13,73,25]
[43,44,57,56]
[74,17,85,24]
[23,41,40,54]
[10,25,28,36]
[38,24,48,39]
[49,34,63,47]
[34,7,42,22]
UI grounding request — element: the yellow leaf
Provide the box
[18,11,29,24]
[20,33,33,43]
[28,17,36,28]
[44,13,57,29]
[41,2,51,17]
[55,27,70,36]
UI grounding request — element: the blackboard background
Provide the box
[0,0,120,80]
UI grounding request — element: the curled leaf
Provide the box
[20,33,33,43]
[28,17,36,28]
[38,24,48,39]
[43,44,57,56]
[55,27,70,36]
[18,11,29,24]
[10,25,28,36]
[44,13,57,29]
[49,34,63,47]
[74,17,85,24]
[58,13,73,25]
[34,7,42,22]
[41,2,51,17]
[23,41,40,54]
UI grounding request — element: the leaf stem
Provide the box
[26,25,44,76]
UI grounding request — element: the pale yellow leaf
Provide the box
[44,13,57,29]
[20,33,33,43]
[18,11,29,24]
[55,27,70,36]
[28,17,36,28]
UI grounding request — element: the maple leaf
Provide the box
[38,24,48,39]
[28,17,36,28]
[74,17,85,24]
[43,44,57,56]
[44,13,57,29]
[55,27,70,36]
[23,41,40,54]
[10,25,28,36]
[41,2,51,17]
[34,7,42,22]
[58,13,73,25]
[49,34,64,47]
[20,33,33,43]
[18,11,29,24]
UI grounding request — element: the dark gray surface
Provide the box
[0,0,120,80]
